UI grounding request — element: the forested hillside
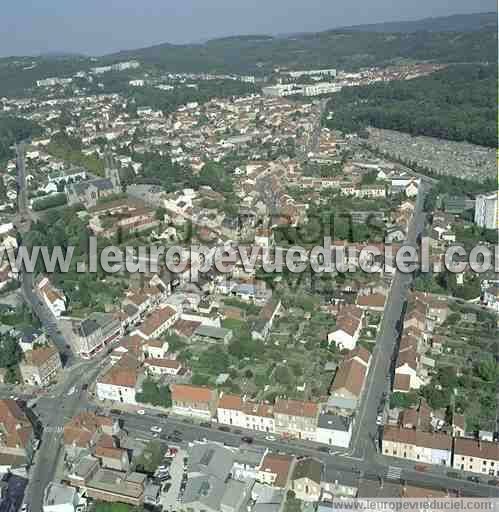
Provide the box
[105,29,497,74]
[325,64,497,147]
[338,12,496,33]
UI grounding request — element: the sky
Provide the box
[1,0,496,57]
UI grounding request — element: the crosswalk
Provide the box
[386,466,403,480]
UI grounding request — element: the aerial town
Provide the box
[0,5,497,512]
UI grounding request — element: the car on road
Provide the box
[467,476,480,483]
[151,426,162,433]
[157,413,169,419]
[67,387,76,396]
[163,482,171,493]
[241,436,253,444]
[200,422,212,428]
[318,446,329,452]
[218,426,230,432]
[136,409,145,415]
[265,435,276,441]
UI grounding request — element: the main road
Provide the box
[350,183,428,462]
[24,359,107,511]
[112,409,499,498]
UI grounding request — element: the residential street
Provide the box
[350,183,428,462]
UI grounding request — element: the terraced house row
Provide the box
[170,381,361,448]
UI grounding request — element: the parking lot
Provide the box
[160,447,187,511]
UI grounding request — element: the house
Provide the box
[17,327,46,353]
[232,445,268,482]
[96,364,139,405]
[251,298,282,341]
[217,394,275,433]
[327,305,363,350]
[132,305,178,340]
[483,287,499,313]
[170,384,219,420]
[405,180,419,197]
[19,345,62,387]
[385,226,406,243]
[453,438,499,476]
[257,453,293,488]
[452,413,466,438]
[315,413,353,448]
[394,349,424,391]
[63,412,119,460]
[274,399,319,441]
[37,277,66,318]
[94,445,130,472]
[73,313,123,359]
[291,458,323,502]
[83,468,146,506]
[356,293,386,312]
[195,325,233,344]
[43,482,80,512]
[143,358,183,376]
[142,338,169,359]
[0,400,35,467]
[382,426,452,466]
[327,347,371,414]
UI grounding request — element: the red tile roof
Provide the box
[171,384,216,404]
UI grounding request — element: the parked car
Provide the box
[265,435,276,441]
[467,476,480,483]
[200,422,212,428]
[241,436,253,444]
[110,409,122,415]
[151,426,162,433]
[376,414,384,425]
[218,426,230,432]
[137,409,145,415]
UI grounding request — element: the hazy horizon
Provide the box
[1,0,496,58]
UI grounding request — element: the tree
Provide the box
[155,206,167,222]
[476,357,498,383]
[135,440,164,475]
[136,378,171,408]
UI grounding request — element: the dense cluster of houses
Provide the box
[382,400,499,476]
[379,290,499,476]
[52,409,453,509]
